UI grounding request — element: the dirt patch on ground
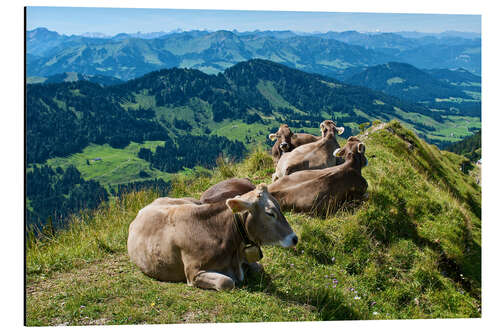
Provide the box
[358,123,387,141]
[26,253,130,297]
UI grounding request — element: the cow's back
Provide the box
[292,133,320,146]
[201,178,255,203]
[127,203,186,282]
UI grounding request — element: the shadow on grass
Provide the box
[243,268,363,321]
[367,191,481,298]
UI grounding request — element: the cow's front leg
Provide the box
[192,271,235,291]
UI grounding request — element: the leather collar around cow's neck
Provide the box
[233,212,252,245]
[233,212,263,263]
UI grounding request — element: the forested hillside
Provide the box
[445,130,481,162]
[346,62,471,103]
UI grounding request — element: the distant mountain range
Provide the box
[26,28,481,81]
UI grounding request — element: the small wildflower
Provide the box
[301,250,304,254]
[354,296,361,300]
[331,257,336,263]
[80,305,85,309]
[332,285,337,288]
[151,302,155,307]
[290,263,294,267]
[370,301,377,306]
[373,311,379,315]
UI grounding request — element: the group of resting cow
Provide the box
[127,120,369,291]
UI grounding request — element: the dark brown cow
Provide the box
[272,120,344,182]
[268,137,368,214]
[200,178,255,203]
[128,184,298,291]
[268,124,320,165]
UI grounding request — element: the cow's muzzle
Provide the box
[279,142,290,151]
[280,233,298,248]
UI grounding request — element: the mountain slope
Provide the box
[27,72,124,86]
[27,59,481,168]
[445,130,481,162]
[425,68,481,95]
[345,62,471,103]
[26,121,481,324]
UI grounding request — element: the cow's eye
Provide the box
[265,211,276,218]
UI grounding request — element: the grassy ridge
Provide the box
[26,121,481,325]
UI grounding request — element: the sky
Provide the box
[26,6,481,36]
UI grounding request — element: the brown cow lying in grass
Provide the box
[272,120,344,182]
[268,136,368,214]
[203,137,368,215]
[268,124,320,165]
[128,184,297,291]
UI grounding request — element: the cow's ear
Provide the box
[336,127,345,135]
[357,143,365,154]
[269,133,277,141]
[291,134,298,140]
[226,196,253,213]
[334,148,344,157]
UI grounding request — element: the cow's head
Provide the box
[226,183,298,248]
[269,124,295,152]
[320,120,344,138]
[334,136,368,168]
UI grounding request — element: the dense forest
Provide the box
[445,130,481,162]
[137,135,247,172]
[111,178,172,198]
[26,165,109,232]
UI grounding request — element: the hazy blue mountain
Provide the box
[26,28,482,81]
[26,29,392,81]
[396,30,481,40]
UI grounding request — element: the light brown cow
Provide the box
[268,124,320,165]
[268,136,368,214]
[127,184,298,291]
[272,120,344,182]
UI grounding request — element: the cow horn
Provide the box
[333,148,342,157]
[357,143,365,154]
[268,133,277,141]
[336,126,345,135]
